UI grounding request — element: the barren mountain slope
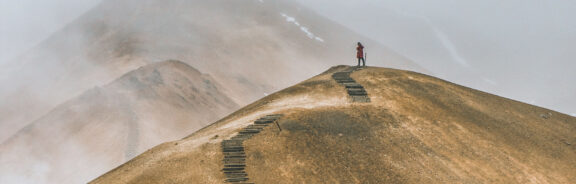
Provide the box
[0,60,239,184]
[0,0,424,142]
[92,66,575,184]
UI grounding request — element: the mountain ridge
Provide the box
[0,60,240,184]
[92,66,576,183]
[0,0,425,143]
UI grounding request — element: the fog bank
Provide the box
[0,0,101,65]
[296,0,576,115]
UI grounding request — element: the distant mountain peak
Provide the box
[0,61,239,184]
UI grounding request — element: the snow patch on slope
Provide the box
[281,13,324,42]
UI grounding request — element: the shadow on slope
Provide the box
[91,66,576,183]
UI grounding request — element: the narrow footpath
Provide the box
[221,114,283,183]
[221,66,371,183]
[331,67,371,103]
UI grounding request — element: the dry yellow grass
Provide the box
[92,66,576,183]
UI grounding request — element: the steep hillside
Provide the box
[0,60,239,184]
[92,66,576,183]
[0,0,425,142]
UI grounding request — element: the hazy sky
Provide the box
[1,0,575,115]
[0,0,101,65]
[296,0,576,71]
[296,0,576,115]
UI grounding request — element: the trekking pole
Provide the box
[365,52,367,66]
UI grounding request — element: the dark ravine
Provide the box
[331,67,370,103]
[221,114,283,183]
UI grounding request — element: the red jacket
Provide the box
[357,45,364,58]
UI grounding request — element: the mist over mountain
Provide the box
[0,0,424,183]
[0,0,424,142]
[4,0,573,183]
[0,60,240,183]
[296,0,576,116]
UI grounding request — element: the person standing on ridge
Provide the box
[356,42,365,67]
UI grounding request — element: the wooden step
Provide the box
[264,114,283,118]
[232,134,253,139]
[222,149,245,153]
[224,161,246,164]
[223,170,246,174]
[347,88,366,92]
[222,143,244,146]
[223,159,245,163]
[222,167,245,171]
[242,127,264,130]
[222,140,244,143]
[254,120,274,124]
[225,178,249,182]
[221,114,285,183]
[332,77,351,80]
[239,129,261,134]
[345,85,363,88]
[246,124,268,128]
[223,152,246,155]
[348,91,368,95]
[223,157,246,160]
[222,146,244,149]
[225,173,248,178]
